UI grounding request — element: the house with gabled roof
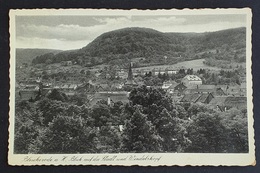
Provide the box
[180,93,201,103]
[209,96,247,111]
[184,85,226,96]
[54,83,79,95]
[180,93,214,104]
[226,84,243,96]
[97,83,110,91]
[76,82,96,93]
[224,96,247,110]
[167,83,187,94]
[18,85,40,101]
[196,93,214,104]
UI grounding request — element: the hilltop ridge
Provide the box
[29,27,246,67]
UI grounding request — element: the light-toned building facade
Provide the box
[181,75,202,86]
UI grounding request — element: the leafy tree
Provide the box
[80,69,85,74]
[121,106,163,152]
[98,124,122,153]
[47,89,68,102]
[37,98,66,125]
[14,100,41,153]
[129,86,174,114]
[90,102,111,127]
[176,104,188,119]
[66,104,82,116]
[187,68,193,75]
[128,86,191,152]
[220,108,248,152]
[109,101,125,125]
[154,108,191,152]
[32,53,54,64]
[187,103,214,118]
[14,121,39,154]
[34,115,99,153]
[143,76,163,86]
[158,72,162,79]
[90,57,96,65]
[185,111,228,153]
[69,94,89,106]
[16,100,33,116]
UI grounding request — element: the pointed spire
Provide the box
[125,62,138,87]
[128,62,133,80]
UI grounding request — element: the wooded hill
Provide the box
[16,48,62,66]
[30,27,246,67]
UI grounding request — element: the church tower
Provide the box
[124,62,138,89]
[127,62,133,81]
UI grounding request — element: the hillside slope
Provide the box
[31,27,246,66]
[16,48,62,66]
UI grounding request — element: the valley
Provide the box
[14,26,248,154]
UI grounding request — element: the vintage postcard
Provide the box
[8,8,255,166]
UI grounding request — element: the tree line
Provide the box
[15,86,248,154]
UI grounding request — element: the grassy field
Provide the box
[134,59,221,72]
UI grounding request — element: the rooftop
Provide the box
[196,93,212,103]
[90,91,130,106]
[180,93,201,103]
[183,75,202,81]
[209,96,228,106]
[209,96,247,108]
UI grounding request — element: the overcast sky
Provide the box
[15,14,246,50]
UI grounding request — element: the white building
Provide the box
[153,68,165,75]
[181,75,202,86]
[162,80,177,90]
[165,67,177,74]
[116,69,128,79]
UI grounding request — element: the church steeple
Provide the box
[127,62,133,80]
[124,62,137,87]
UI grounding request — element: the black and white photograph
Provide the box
[8,9,254,166]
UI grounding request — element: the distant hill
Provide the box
[31,27,246,67]
[16,48,62,66]
[81,27,174,57]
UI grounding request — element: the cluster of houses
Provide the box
[16,79,128,103]
[160,74,247,111]
[17,61,247,112]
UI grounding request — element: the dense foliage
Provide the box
[14,87,248,154]
[16,48,62,67]
[31,27,246,67]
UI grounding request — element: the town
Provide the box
[17,59,247,113]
